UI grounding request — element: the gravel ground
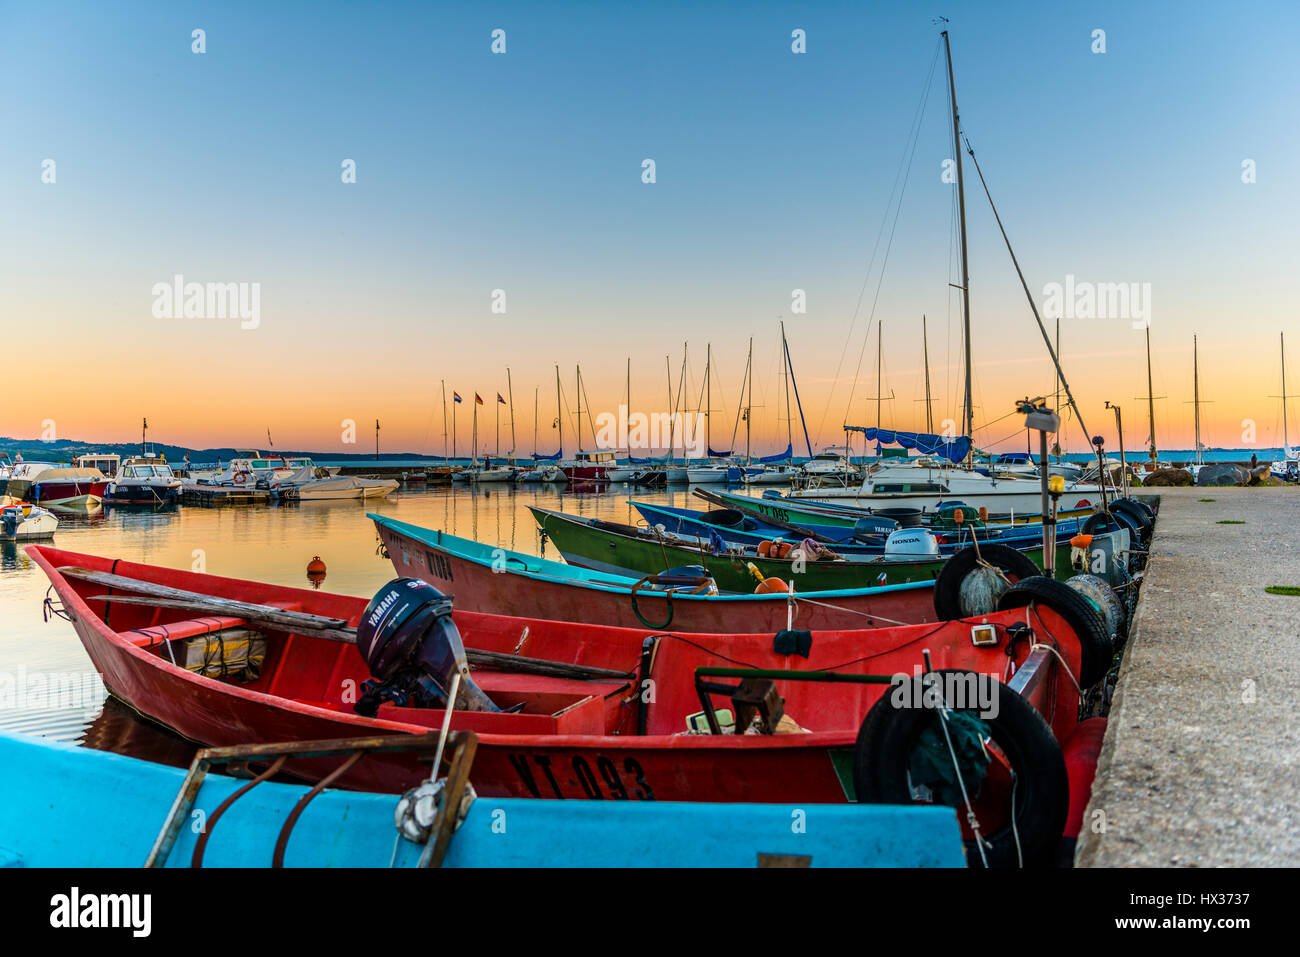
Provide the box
[1075,485,1300,867]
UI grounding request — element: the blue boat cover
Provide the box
[629,455,663,464]
[846,427,972,464]
[758,444,793,463]
[531,451,562,461]
[707,447,732,457]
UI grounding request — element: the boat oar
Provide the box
[58,567,633,682]
[691,488,836,544]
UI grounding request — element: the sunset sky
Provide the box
[2,1,1297,457]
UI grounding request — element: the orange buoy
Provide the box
[953,508,965,525]
[306,555,327,588]
[757,540,774,558]
[1069,534,1094,549]
[754,577,790,594]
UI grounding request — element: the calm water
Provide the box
[0,483,703,763]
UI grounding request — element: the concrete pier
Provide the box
[1076,486,1300,867]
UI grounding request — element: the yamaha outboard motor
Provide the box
[354,578,498,716]
[852,515,899,543]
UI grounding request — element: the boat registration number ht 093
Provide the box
[507,753,655,800]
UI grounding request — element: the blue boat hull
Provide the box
[0,731,964,868]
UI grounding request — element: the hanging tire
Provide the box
[854,670,1069,868]
[997,576,1114,687]
[1065,573,1128,646]
[933,543,1041,620]
[1109,498,1154,543]
[1080,510,1124,536]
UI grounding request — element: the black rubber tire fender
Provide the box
[996,575,1114,688]
[1080,510,1125,537]
[1109,498,1154,543]
[853,669,1069,869]
[932,542,1041,620]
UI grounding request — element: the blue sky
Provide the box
[2,1,1297,452]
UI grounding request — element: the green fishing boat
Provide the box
[708,488,1092,532]
[529,506,1085,593]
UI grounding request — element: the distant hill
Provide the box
[0,436,433,464]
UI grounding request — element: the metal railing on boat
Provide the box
[145,730,479,869]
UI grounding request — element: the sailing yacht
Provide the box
[786,30,1109,514]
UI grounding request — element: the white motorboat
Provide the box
[0,497,58,541]
[742,463,800,485]
[798,448,859,487]
[788,462,1109,513]
[466,465,517,483]
[190,451,296,488]
[270,465,399,501]
[685,462,738,484]
[94,454,182,504]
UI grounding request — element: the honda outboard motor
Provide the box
[354,578,498,716]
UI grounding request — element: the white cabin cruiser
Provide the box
[87,454,182,504]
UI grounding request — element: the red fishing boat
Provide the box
[30,545,1111,865]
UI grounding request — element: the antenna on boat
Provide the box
[375,420,380,461]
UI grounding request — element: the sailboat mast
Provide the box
[942,30,973,451]
[783,326,792,460]
[1283,332,1290,453]
[441,380,448,463]
[665,355,674,459]
[555,365,562,456]
[626,356,631,456]
[876,321,883,435]
[576,366,583,453]
[507,367,516,462]
[746,336,753,463]
[533,386,538,456]
[1052,318,1061,460]
[922,316,933,434]
[706,343,711,455]
[1145,326,1157,462]
[1193,336,1202,466]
